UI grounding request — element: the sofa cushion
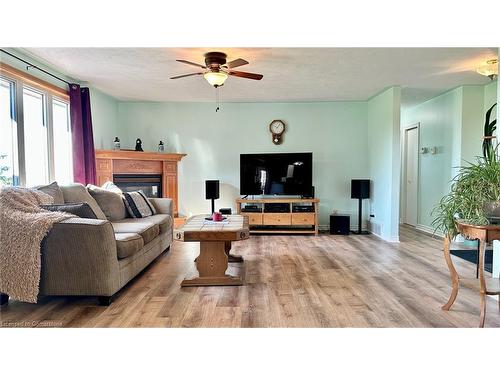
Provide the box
[41,203,98,219]
[60,183,107,220]
[136,214,172,234]
[87,184,127,221]
[111,219,160,244]
[34,181,64,204]
[122,191,156,218]
[114,232,144,259]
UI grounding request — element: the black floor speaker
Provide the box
[330,215,350,235]
[351,179,370,235]
[205,180,220,214]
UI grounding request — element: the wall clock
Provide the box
[269,119,286,145]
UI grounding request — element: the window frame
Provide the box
[0,63,71,186]
[0,76,20,185]
[51,97,73,184]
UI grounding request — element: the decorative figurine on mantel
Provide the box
[158,141,165,153]
[135,138,143,152]
[113,137,120,150]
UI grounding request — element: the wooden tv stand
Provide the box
[236,198,319,235]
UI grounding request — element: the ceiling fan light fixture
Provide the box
[204,71,228,87]
[476,59,498,80]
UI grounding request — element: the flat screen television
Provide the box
[240,152,313,195]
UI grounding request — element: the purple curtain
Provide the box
[69,84,96,185]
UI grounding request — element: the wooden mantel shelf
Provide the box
[95,150,186,161]
[95,150,187,216]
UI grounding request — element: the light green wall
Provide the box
[484,80,497,112]
[402,88,462,230]
[115,101,370,226]
[367,87,401,241]
[108,90,403,238]
[484,78,497,163]
[401,83,493,232]
[460,86,485,164]
[90,88,119,150]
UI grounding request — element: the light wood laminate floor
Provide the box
[1,225,499,328]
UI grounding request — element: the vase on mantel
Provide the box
[158,141,165,153]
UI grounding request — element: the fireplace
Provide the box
[95,150,186,216]
[113,174,162,198]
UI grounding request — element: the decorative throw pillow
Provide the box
[101,181,123,194]
[34,181,64,204]
[59,183,107,220]
[87,184,127,221]
[41,203,97,219]
[122,191,156,218]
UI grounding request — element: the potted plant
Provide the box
[432,103,499,238]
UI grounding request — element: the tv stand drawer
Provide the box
[263,213,291,225]
[292,213,315,225]
[242,213,263,225]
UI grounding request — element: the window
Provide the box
[23,87,49,186]
[0,78,19,186]
[52,99,72,184]
[0,65,72,187]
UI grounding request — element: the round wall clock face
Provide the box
[270,120,285,135]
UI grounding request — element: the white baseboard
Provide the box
[369,230,400,243]
[322,223,398,242]
[415,224,443,238]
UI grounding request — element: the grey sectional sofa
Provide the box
[37,183,173,306]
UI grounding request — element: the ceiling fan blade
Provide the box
[228,70,263,80]
[176,59,207,69]
[226,58,249,69]
[170,72,203,79]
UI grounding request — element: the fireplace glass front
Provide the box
[113,174,162,198]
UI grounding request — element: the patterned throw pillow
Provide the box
[122,191,156,218]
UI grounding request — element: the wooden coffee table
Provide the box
[174,214,249,287]
[442,221,500,327]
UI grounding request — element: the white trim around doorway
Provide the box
[400,122,420,227]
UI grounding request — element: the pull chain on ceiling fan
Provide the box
[215,85,222,112]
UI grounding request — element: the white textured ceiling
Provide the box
[22,47,497,107]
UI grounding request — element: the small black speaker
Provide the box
[330,214,350,235]
[351,179,370,199]
[205,180,220,200]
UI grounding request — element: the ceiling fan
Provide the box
[170,52,263,87]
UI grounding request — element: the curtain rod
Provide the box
[0,48,71,86]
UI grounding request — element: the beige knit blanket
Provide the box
[0,186,73,303]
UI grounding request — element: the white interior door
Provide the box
[404,127,418,226]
